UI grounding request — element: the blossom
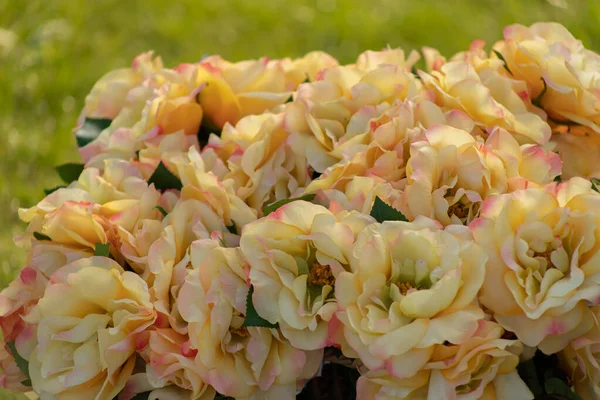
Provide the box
[240,201,374,350]
[356,369,429,400]
[283,51,339,86]
[178,245,321,398]
[551,128,600,179]
[401,125,561,225]
[334,217,487,377]
[419,56,551,144]
[28,257,156,399]
[471,178,600,354]
[495,22,600,132]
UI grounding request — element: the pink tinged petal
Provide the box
[369,318,429,358]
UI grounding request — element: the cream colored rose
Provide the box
[285,64,422,172]
[401,125,561,225]
[472,178,600,354]
[356,369,429,400]
[178,245,321,399]
[420,57,550,144]
[28,257,156,399]
[353,47,421,72]
[240,201,374,350]
[559,306,600,399]
[283,51,339,86]
[215,113,310,212]
[334,217,487,377]
[495,22,600,132]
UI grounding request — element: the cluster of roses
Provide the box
[2,22,600,400]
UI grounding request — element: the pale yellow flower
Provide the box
[401,125,561,225]
[420,57,551,144]
[28,257,156,400]
[551,129,600,179]
[472,178,600,354]
[495,22,600,132]
[282,51,339,86]
[240,201,374,350]
[356,369,429,400]
[178,245,321,398]
[334,217,487,377]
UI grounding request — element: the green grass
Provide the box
[1,0,600,398]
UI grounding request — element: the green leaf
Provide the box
[591,178,600,193]
[411,65,419,78]
[263,194,316,216]
[33,232,51,241]
[44,185,67,195]
[94,243,110,257]
[197,119,221,147]
[148,162,182,191]
[226,223,237,235]
[75,118,112,148]
[56,163,85,184]
[554,175,562,183]
[370,196,408,223]
[517,358,543,397]
[532,78,547,108]
[492,50,513,76]
[545,378,582,400]
[243,285,278,328]
[154,205,168,217]
[7,342,30,384]
[20,379,32,387]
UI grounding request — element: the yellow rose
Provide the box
[401,125,561,225]
[240,201,374,350]
[495,22,600,132]
[425,320,532,399]
[420,58,551,144]
[353,47,421,72]
[283,51,339,86]
[559,306,600,399]
[334,217,487,377]
[472,178,600,354]
[215,113,309,212]
[83,51,163,120]
[285,64,422,172]
[356,369,429,400]
[178,245,321,398]
[28,257,156,399]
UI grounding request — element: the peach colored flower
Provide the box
[551,128,600,180]
[240,201,374,350]
[419,57,550,144]
[472,178,600,354]
[356,369,429,400]
[28,257,156,399]
[282,51,339,86]
[495,22,600,132]
[352,47,421,72]
[401,125,561,225]
[334,217,487,377]
[178,245,321,398]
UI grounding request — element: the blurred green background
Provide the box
[1,0,600,397]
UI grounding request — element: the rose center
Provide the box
[309,263,335,286]
[395,281,418,296]
[533,250,553,268]
[229,326,250,338]
[447,202,468,219]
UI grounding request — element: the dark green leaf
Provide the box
[197,119,221,147]
[517,358,543,397]
[226,223,237,235]
[411,65,419,78]
[243,285,278,328]
[591,178,600,193]
[370,196,408,223]
[214,394,236,400]
[493,50,513,76]
[56,163,85,184]
[532,78,547,108]
[33,232,51,241]
[94,243,110,257]
[545,378,582,400]
[263,194,316,216]
[285,94,293,103]
[154,205,168,217]
[20,379,32,387]
[75,118,112,148]
[7,342,30,383]
[148,162,182,191]
[554,175,562,183]
[44,185,67,195]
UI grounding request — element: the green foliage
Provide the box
[262,193,316,216]
[147,162,183,191]
[94,243,110,257]
[243,285,278,328]
[492,49,513,75]
[370,196,408,223]
[7,342,31,387]
[55,163,84,184]
[75,118,111,148]
[33,232,51,241]
[517,351,582,400]
[532,77,548,107]
[154,205,168,217]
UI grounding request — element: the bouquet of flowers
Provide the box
[3,21,600,400]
